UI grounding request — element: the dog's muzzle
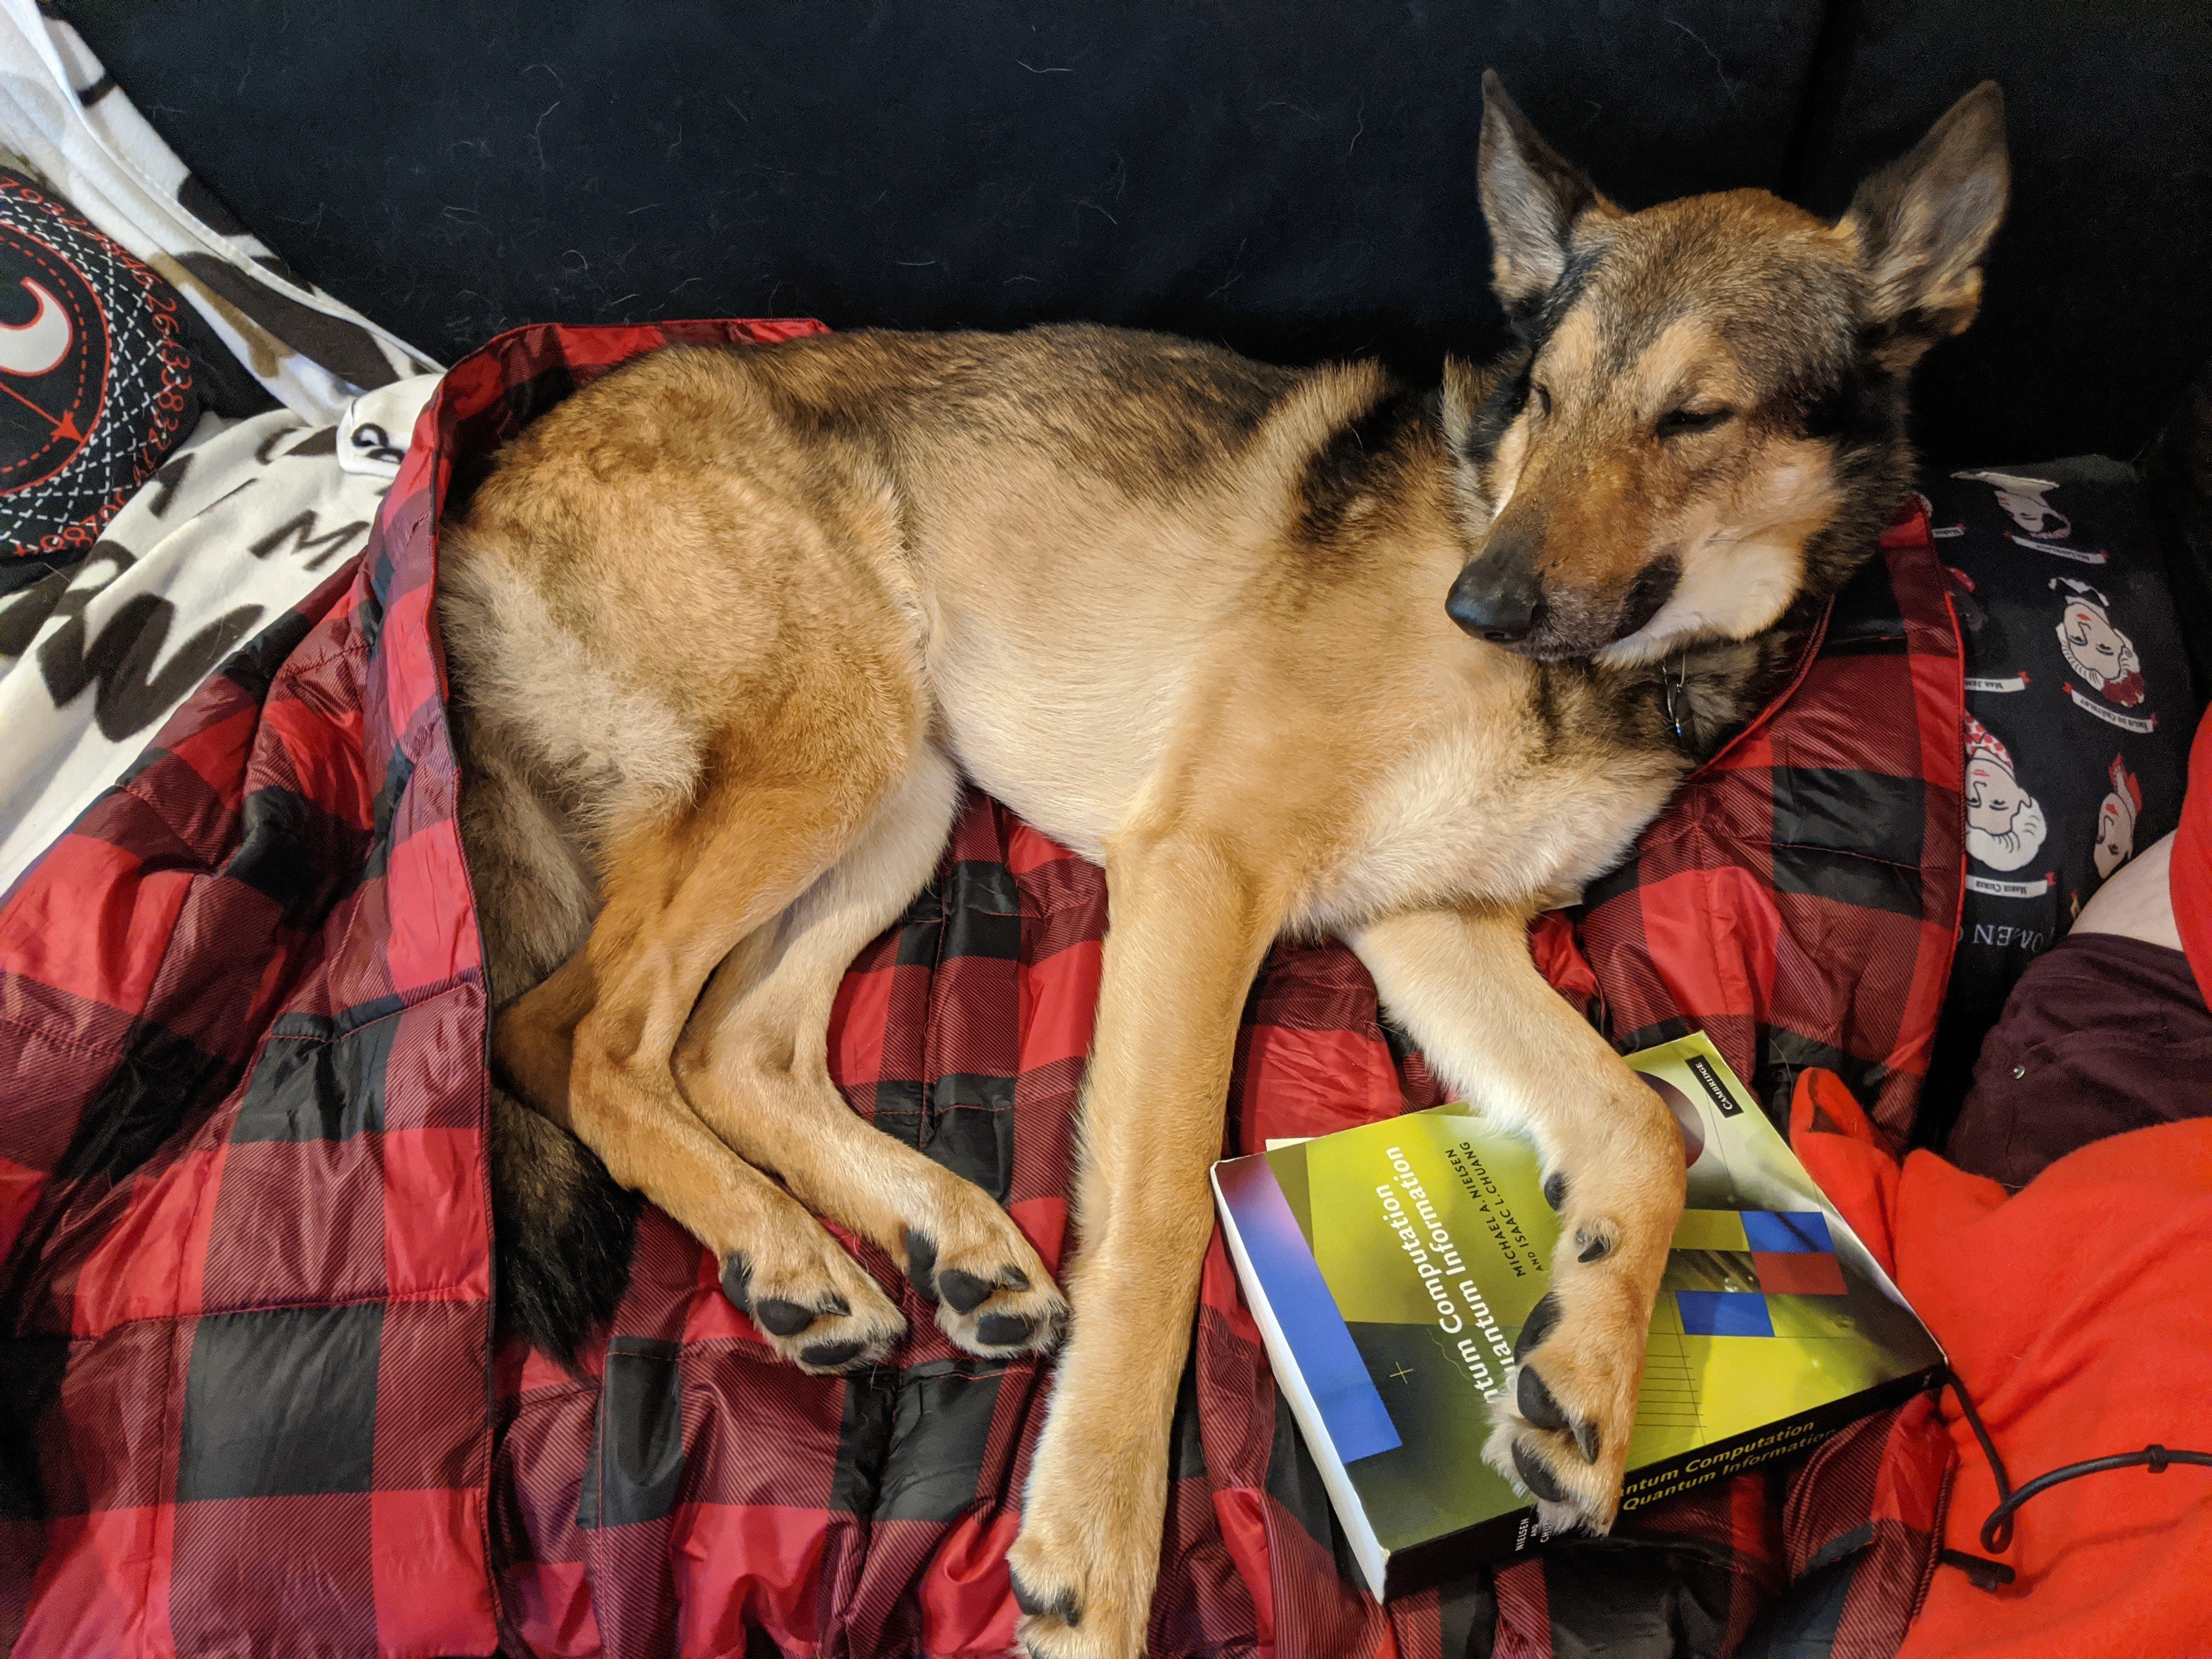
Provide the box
[1447,524,1546,645]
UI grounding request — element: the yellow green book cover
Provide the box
[1210,1032,1944,1600]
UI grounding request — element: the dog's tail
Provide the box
[490,1086,639,1364]
[2146,352,2212,702]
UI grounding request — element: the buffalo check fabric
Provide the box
[0,322,1963,1658]
[1576,501,1967,1149]
[0,318,817,1658]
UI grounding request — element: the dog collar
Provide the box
[1662,654,1690,744]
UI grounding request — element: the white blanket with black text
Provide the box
[0,0,441,894]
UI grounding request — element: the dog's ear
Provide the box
[1841,82,2008,365]
[1479,70,1613,318]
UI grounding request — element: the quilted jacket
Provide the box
[0,321,1965,1659]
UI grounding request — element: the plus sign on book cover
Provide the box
[1210,1032,1944,1600]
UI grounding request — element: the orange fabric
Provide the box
[1792,1069,2212,1658]
[1894,1119,2212,1659]
[1790,1067,1905,1276]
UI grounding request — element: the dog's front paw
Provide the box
[1477,1082,1686,1532]
[901,1195,1066,1362]
[719,1233,905,1373]
[1482,1280,1640,1534]
[1006,1421,1162,1659]
[1006,1508,1152,1659]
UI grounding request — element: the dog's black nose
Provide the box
[1447,537,1545,644]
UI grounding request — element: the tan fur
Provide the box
[443,77,2007,1659]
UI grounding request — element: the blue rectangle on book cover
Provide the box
[1741,1210,1832,1254]
[1217,1157,1403,1464]
[1676,1290,1777,1338]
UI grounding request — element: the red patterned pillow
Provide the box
[0,170,198,561]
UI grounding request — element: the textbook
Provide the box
[1210,1032,1944,1600]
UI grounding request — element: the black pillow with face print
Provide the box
[0,169,200,579]
[1916,456,2201,1144]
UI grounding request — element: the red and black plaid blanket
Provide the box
[0,322,1963,1658]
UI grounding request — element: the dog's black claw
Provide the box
[1000,1266,1031,1291]
[977,1311,1034,1348]
[1577,1233,1611,1263]
[800,1339,865,1368]
[719,1254,753,1312]
[938,1268,994,1314]
[1513,1440,1568,1505]
[1519,1364,1599,1462]
[755,1297,816,1337]
[1011,1571,1081,1627]
[904,1229,939,1302]
[1543,1171,1569,1210]
[1515,1290,1562,1361]
[1519,1365,1569,1434]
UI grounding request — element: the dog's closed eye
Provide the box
[1657,405,1732,438]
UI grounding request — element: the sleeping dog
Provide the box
[439,75,2006,1659]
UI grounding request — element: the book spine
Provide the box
[1616,1369,1939,1516]
[1382,1510,1533,1600]
[1377,1369,1938,1600]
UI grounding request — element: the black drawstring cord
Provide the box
[1933,1367,2212,1590]
[1978,1443,2212,1555]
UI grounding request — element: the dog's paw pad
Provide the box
[1008,1500,1151,1659]
[723,1246,903,1373]
[977,1310,1037,1347]
[1486,1296,1630,1534]
[755,1296,833,1336]
[904,1222,1064,1360]
[1011,1569,1081,1628]
[1487,1406,1615,1536]
[1517,1363,1600,1462]
[902,1228,940,1302]
[1510,1437,1570,1505]
[719,1253,754,1311]
[936,1268,997,1314]
[1514,1289,1563,1360]
[938,1266,1064,1358]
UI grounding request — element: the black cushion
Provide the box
[57,0,2212,468]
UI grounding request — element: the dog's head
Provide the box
[1444,75,2008,663]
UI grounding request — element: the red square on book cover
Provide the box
[1752,1250,1847,1296]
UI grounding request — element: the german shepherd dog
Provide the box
[442,76,2005,1658]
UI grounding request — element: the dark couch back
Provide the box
[64,0,2212,467]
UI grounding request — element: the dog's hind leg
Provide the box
[520,691,923,1374]
[1347,904,1688,1534]
[673,743,1067,1361]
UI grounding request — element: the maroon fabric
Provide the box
[2174,707,2212,1003]
[0,322,1967,1658]
[1944,930,2212,1188]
